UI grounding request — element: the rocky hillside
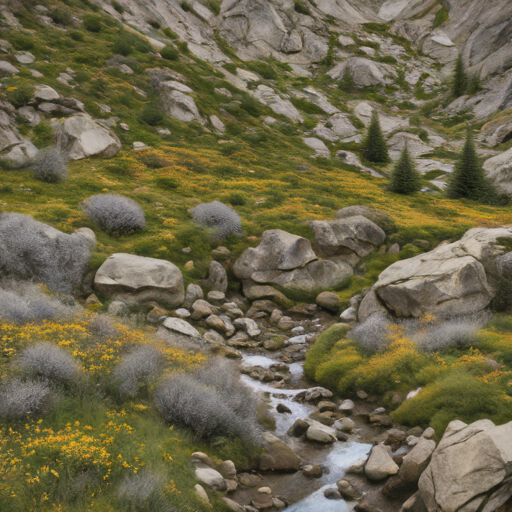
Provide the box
[2,1,512,512]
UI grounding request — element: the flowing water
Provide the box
[240,353,371,509]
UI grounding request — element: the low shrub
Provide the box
[155,361,258,441]
[304,324,351,379]
[392,371,512,435]
[139,105,164,126]
[189,201,242,240]
[32,146,68,183]
[50,7,73,26]
[0,283,72,324]
[348,313,392,354]
[226,192,247,206]
[114,345,164,398]
[314,345,364,391]
[84,15,103,32]
[161,45,179,61]
[117,470,168,512]
[17,342,81,385]
[294,0,311,15]
[155,176,179,190]
[82,194,146,235]
[88,315,119,342]
[5,79,34,108]
[0,378,53,420]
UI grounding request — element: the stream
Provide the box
[239,352,372,511]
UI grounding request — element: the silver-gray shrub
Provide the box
[410,313,489,352]
[0,378,53,420]
[114,345,164,398]
[0,282,73,323]
[348,313,393,353]
[0,213,92,295]
[189,201,242,240]
[155,366,258,441]
[88,314,119,342]
[32,146,68,183]
[17,342,81,385]
[82,194,146,235]
[117,470,171,512]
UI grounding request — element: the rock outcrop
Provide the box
[359,227,512,320]
[52,114,121,160]
[484,147,512,195]
[234,229,353,296]
[94,253,184,308]
[417,419,512,512]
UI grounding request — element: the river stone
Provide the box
[311,215,386,258]
[195,464,226,491]
[195,484,210,505]
[316,291,341,312]
[334,417,355,433]
[324,488,342,500]
[304,387,333,402]
[95,253,184,308]
[337,479,363,501]
[218,460,236,480]
[339,399,355,412]
[302,464,323,478]
[158,317,202,345]
[233,318,261,337]
[418,419,512,512]
[258,433,301,472]
[52,114,121,160]
[365,444,399,481]
[207,290,225,304]
[359,227,512,320]
[306,423,337,444]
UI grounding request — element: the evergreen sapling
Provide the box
[389,143,421,194]
[452,54,468,98]
[363,110,390,164]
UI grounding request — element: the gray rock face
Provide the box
[418,419,512,512]
[161,88,203,123]
[328,58,396,86]
[95,253,184,308]
[0,213,94,295]
[314,114,358,142]
[359,227,512,320]
[52,114,121,160]
[311,215,386,258]
[484,147,512,195]
[0,107,38,166]
[235,230,317,279]
[253,85,303,122]
[481,115,512,147]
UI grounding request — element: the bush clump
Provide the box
[82,194,146,235]
[117,470,169,512]
[161,45,179,61]
[31,146,68,183]
[0,378,53,420]
[5,79,35,109]
[84,15,103,32]
[189,201,242,240]
[0,283,72,324]
[155,361,258,441]
[392,371,512,434]
[17,343,81,385]
[114,345,164,398]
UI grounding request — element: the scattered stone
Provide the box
[252,487,273,510]
[334,417,355,433]
[365,444,399,481]
[133,141,149,151]
[195,484,210,506]
[276,403,292,414]
[422,427,435,440]
[316,291,341,312]
[15,51,35,64]
[174,308,191,319]
[195,464,226,491]
[357,390,369,400]
[339,399,355,413]
[158,317,202,345]
[183,283,204,308]
[0,61,19,75]
[302,137,330,158]
[34,84,60,102]
[324,488,342,500]
[337,479,363,501]
[218,460,236,480]
[318,401,337,412]
[278,316,294,330]
[146,305,167,324]
[340,307,358,322]
[302,464,323,478]
[222,497,244,512]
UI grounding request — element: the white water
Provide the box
[241,359,372,510]
[284,442,372,512]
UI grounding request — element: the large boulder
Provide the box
[0,213,95,295]
[258,432,301,472]
[52,114,121,160]
[160,88,203,123]
[328,58,396,87]
[234,229,354,296]
[365,444,399,481]
[94,253,184,308]
[418,419,512,512]
[484,147,512,195]
[310,215,386,258]
[359,227,512,320]
[234,230,317,278]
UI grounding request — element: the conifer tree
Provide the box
[452,54,468,97]
[339,65,355,93]
[447,129,489,201]
[389,143,421,194]
[363,110,390,164]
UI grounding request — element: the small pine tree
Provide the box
[452,54,468,98]
[447,129,490,201]
[363,110,390,164]
[389,144,421,194]
[339,65,355,93]
[468,72,482,95]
